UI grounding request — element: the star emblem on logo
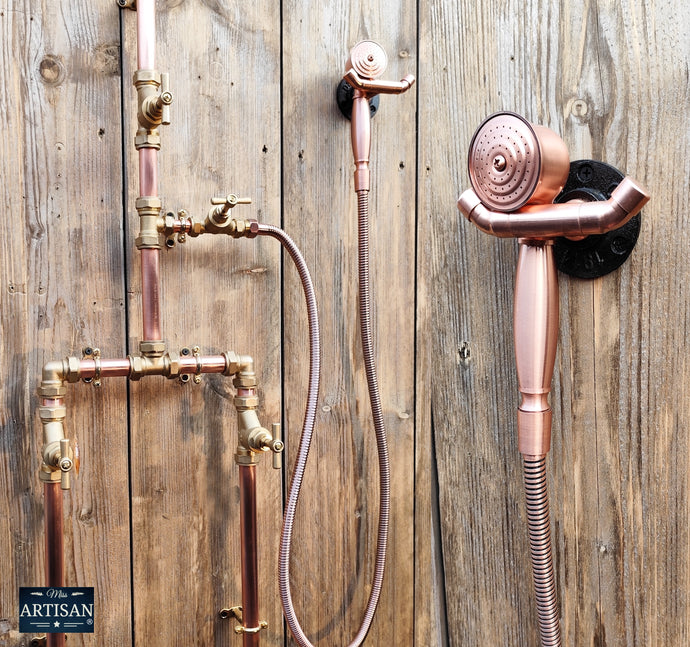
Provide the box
[54,621,60,628]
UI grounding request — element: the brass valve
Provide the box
[204,194,253,235]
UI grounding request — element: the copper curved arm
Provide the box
[458,176,650,239]
[343,68,415,97]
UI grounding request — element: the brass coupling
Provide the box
[133,69,172,149]
[136,196,163,249]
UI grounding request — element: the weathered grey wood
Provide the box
[0,1,130,646]
[2,1,690,646]
[123,2,283,646]
[281,2,417,645]
[422,0,690,645]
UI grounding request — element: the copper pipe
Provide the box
[138,148,158,195]
[45,482,65,647]
[457,177,649,239]
[136,0,155,70]
[140,248,161,343]
[136,0,162,343]
[239,465,260,647]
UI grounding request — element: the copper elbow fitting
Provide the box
[458,177,649,239]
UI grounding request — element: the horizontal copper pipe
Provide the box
[73,354,231,379]
[457,176,650,239]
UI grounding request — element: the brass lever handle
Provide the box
[58,438,73,491]
[160,72,172,125]
[272,423,282,470]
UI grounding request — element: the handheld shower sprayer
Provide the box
[340,40,415,193]
[457,112,649,646]
[278,41,414,647]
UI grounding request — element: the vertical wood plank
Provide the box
[281,1,417,644]
[123,2,283,646]
[0,1,130,645]
[422,0,690,645]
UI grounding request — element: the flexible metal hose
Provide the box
[260,188,390,646]
[523,456,561,646]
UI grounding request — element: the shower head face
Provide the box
[468,112,570,212]
[347,40,388,80]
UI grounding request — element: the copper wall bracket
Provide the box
[553,160,642,278]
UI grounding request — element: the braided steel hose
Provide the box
[523,456,561,646]
[259,188,390,645]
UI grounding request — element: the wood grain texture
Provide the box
[123,2,283,646]
[281,2,417,645]
[2,0,689,645]
[421,0,690,645]
[0,1,130,646]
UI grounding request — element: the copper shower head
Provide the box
[468,112,570,212]
[346,40,388,80]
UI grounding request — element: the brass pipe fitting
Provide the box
[133,69,172,150]
[135,196,163,250]
[233,378,283,465]
[38,400,75,490]
[204,195,253,235]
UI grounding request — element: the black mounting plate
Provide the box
[336,79,380,120]
[553,159,642,279]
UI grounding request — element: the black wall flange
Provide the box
[336,79,380,120]
[553,159,642,279]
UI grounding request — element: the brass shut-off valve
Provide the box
[204,194,253,235]
[133,69,173,149]
[38,402,77,490]
[232,372,283,466]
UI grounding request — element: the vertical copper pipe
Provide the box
[140,248,162,342]
[45,482,65,647]
[136,0,155,69]
[239,465,260,647]
[136,1,162,343]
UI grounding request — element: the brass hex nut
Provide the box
[39,405,67,421]
[233,394,259,410]
[222,351,241,376]
[140,340,166,357]
[129,355,145,381]
[37,382,67,398]
[233,374,257,388]
[166,351,181,378]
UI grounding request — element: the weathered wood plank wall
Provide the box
[422,1,690,646]
[1,0,688,646]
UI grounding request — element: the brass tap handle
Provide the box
[210,194,252,217]
[160,73,172,125]
[272,423,283,470]
[58,438,73,490]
